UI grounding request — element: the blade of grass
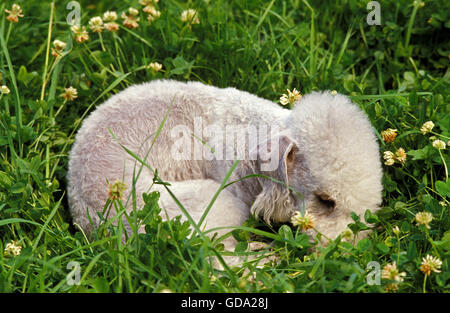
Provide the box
[40,2,55,101]
[0,218,45,228]
[405,1,420,50]
[336,27,353,65]
[32,195,63,250]
[0,19,22,157]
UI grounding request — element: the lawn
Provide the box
[0,0,448,293]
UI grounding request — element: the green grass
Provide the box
[0,0,449,293]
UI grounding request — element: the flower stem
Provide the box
[424,227,441,258]
[5,22,12,45]
[438,149,448,181]
[99,32,106,52]
[422,274,427,293]
[430,131,450,140]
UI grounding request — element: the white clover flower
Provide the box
[108,180,127,200]
[145,6,161,22]
[280,88,302,106]
[415,211,433,229]
[414,1,425,8]
[122,8,140,29]
[290,211,315,231]
[385,283,399,293]
[128,8,139,16]
[1,85,11,95]
[420,255,442,276]
[432,139,446,150]
[89,16,104,33]
[392,226,400,235]
[381,262,406,282]
[148,62,163,72]
[61,86,78,101]
[289,88,301,102]
[53,39,66,51]
[181,9,200,24]
[341,228,353,241]
[105,22,119,32]
[5,4,24,23]
[4,240,22,256]
[383,151,395,166]
[51,39,67,57]
[103,11,118,22]
[71,25,89,43]
[139,0,159,5]
[385,158,395,166]
[279,94,290,106]
[420,121,434,135]
[381,128,398,143]
[394,148,407,164]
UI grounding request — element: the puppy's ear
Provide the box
[276,135,299,188]
[258,134,298,185]
[252,135,298,223]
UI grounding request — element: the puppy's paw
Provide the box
[245,241,279,268]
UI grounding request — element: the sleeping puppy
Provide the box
[67,79,383,259]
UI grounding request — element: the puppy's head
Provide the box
[251,91,383,241]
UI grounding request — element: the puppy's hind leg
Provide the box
[153,179,250,267]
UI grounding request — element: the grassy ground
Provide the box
[0,0,448,293]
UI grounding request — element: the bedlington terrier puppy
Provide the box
[67,79,383,252]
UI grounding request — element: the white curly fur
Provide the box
[67,79,383,250]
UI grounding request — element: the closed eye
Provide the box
[315,192,336,210]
